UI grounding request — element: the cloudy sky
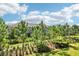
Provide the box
[0,3,79,25]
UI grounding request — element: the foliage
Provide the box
[37,41,51,53]
[0,17,9,51]
[8,20,28,44]
[1,17,79,56]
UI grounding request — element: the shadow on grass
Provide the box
[69,45,79,50]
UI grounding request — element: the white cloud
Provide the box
[77,24,79,26]
[6,21,19,25]
[60,4,79,22]
[48,4,79,25]
[0,3,28,16]
[28,11,40,16]
[22,11,66,25]
[25,15,43,24]
[19,4,28,13]
[4,3,79,25]
[22,8,71,25]
[42,11,50,15]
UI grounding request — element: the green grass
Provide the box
[69,35,79,38]
[67,43,79,56]
[67,48,79,56]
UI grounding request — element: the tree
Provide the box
[32,21,49,43]
[0,17,9,51]
[9,20,28,44]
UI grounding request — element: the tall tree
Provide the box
[9,20,28,43]
[0,17,8,51]
[32,21,48,43]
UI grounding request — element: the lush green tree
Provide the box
[8,20,28,44]
[32,21,49,43]
[0,17,9,51]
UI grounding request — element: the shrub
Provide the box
[37,42,51,53]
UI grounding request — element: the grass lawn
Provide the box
[67,48,79,56]
[67,43,79,56]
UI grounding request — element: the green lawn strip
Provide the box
[69,35,79,38]
[66,43,79,56]
[67,47,79,56]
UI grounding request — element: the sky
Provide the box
[0,3,79,25]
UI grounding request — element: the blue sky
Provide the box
[0,3,79,25]
[3,3,73,21]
